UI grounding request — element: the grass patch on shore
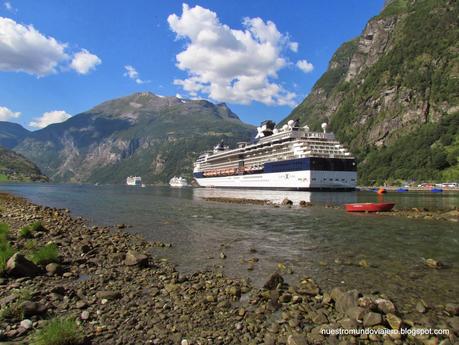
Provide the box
[0,223,15,274]
[19,221,45,239]
[0,288,32,321]
[30,317,84,345]
[19,225,33,238]
[28,243,59,265]
[0,222,9,242]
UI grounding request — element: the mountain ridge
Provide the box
[0,146,48,182]
[283,0,459,183]
[9,92,255,183]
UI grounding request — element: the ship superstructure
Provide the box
[193,120,357,190]
[126,176,142,186]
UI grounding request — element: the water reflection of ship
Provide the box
[192,188,357,205]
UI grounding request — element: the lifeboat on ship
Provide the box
[345,202,395,212]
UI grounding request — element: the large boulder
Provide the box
[124,250,149,267]
[263,272,284,290]
[6,253,41,277]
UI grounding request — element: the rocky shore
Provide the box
[0,193,458,345]
[201,196,459,223]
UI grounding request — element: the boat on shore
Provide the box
[345,202,395,212]
[169,176,188,188]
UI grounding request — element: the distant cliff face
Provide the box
[0,146,48,182]
[284,0,459,183]
[13,92,255,183]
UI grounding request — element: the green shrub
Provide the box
[19,222,45,239]
[29,243,59,265]
[30,317,84,345]
[0,288,32,321]
[19,225,33,238]
[0,224,14,273]
[0,242,15,273]
[0,223,9,242]
[30,221,45,232]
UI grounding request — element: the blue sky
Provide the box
[0,0,384,129]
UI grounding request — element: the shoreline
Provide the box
[201,196,459,223]
[0,192,458,344]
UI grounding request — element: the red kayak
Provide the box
[345,202,395,212]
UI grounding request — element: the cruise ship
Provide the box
[193,120,357,190]
[126,176,142,186]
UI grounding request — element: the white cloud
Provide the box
[29,110,71,129]
[296,59,314,73]
[4,1,12,11]
[0,17,101,77]
[0,17,68,76]
[0,106,20,121]
[124,65,149,84]
[70,49,101,75]
[168,4,299,106]
[289,42,299,53]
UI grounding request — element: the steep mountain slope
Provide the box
[0,121,30,149]
[284,0,459,183]
[14,92,255,183]
[0,146,48,182]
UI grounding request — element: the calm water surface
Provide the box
[1,183,458,308]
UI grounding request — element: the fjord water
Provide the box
[1,183,458,307]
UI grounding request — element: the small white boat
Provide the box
[169,176,188,188]
[126,176,142,186]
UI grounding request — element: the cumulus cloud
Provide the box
[70,49,101,75]
[167,4,299,106]
[29,110,71,129]
[0,17,101,77]
[0,17,68,76]
[296,59,314,73]
[124,65,149,84]
[0,106,20,121]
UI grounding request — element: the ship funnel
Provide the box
[321,123,328,133]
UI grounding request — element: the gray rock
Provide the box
[346,306,366,321]
[96,291,121,300]
[445,303,459,316]
[335,290,359,314]
[287,334,307,345]
[448,316,459,332]
[386,313,402,330]
[376,298,396,314]
[416,300,427,313]
[124,250,149,267]
[6,253,41,277]
[20,319,33,330]
[281,198,293,206]
[22,301,47,317]
[45,262,63,275]
[263,272,284,290]
[80,310,90,320]
[363,312,383,327]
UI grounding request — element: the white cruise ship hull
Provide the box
[195,170,356,190]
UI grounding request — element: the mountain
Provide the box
[0,121,30,149]
[0,146,48,182]
[13,92,255,183]
[284,0,459,184]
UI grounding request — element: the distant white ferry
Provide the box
[126,176,142,186]
[169,176,188,188]
[193,120,357,190]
